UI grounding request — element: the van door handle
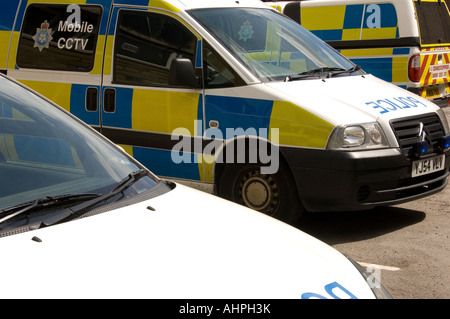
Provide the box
[86,87,98,111]
[209,120,219,128]
[103,88,116,113]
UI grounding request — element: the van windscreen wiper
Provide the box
[286,65,362,81]
[285,67,347,81]
[330,65,362,76]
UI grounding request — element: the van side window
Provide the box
[203,42,246,88]
[17,4,102,72]
[113,10,197,87]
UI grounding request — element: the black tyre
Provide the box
[217,161,304,225]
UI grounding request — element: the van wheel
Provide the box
[217,162,304,225]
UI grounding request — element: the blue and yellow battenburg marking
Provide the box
[1,0,335,184]
[301,3,399,42]
[300,3,407,85]
[0,0,21,70]
[100,5,206,181]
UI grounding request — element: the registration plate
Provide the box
[425,87,441,99]
[412,154,445,177]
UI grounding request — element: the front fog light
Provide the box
[415,141,428,156]
[441,136,450,150]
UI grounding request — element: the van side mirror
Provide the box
[169,58,201,88]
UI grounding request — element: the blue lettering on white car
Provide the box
[301,281,358,299]
[366,96,428,114]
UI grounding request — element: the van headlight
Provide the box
[436,108,449,135]
[327,123,389,150]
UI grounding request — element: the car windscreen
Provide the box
[189,8,354,81]
[414,1,450,45]
[0,76,159,212]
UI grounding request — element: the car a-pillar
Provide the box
[214,137,304,225]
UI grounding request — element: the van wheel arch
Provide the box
[214,137,304,225]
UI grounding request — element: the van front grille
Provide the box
[390,114,445,158]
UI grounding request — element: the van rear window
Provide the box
[17,4,102,72]
[414,1,450,45]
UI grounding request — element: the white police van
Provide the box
[0,0,449,224]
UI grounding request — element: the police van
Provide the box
[1,0,449,224]
[267,0,450,107]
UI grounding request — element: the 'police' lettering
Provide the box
[366,96,428,114]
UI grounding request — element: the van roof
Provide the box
[125,0,270,11]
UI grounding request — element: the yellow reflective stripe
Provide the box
[0,31,11,69]
[392,56,409,83]
[147,0,182,13]
[7,31,19,70]
[132,89,200,134]
[340,48,394,57]
[301,6,346,30]
[271,4,283,12]
[19,80,72,112]
[91,34,106,75]
[269,101,333,149]
[361,27,398,40]
[119,145,134,158]
[342,28,360,41]
[103,35,114,76]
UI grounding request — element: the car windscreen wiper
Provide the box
[285,67,346,81]
[43,168,149,226]
[330,65,362,76]
[0,193,102,224]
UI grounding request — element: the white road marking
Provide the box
[358,262,400,271]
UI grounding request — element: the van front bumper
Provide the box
[282,147,450,212]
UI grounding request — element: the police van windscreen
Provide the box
[189,8,354,81]
[414,1,450,46]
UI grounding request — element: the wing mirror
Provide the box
[169,58,201,88]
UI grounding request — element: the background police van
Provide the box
[0,0,449,224]
[267,0,450,107]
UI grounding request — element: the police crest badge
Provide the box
[32,20,53,52]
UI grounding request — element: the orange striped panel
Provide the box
[420,47,450,87]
